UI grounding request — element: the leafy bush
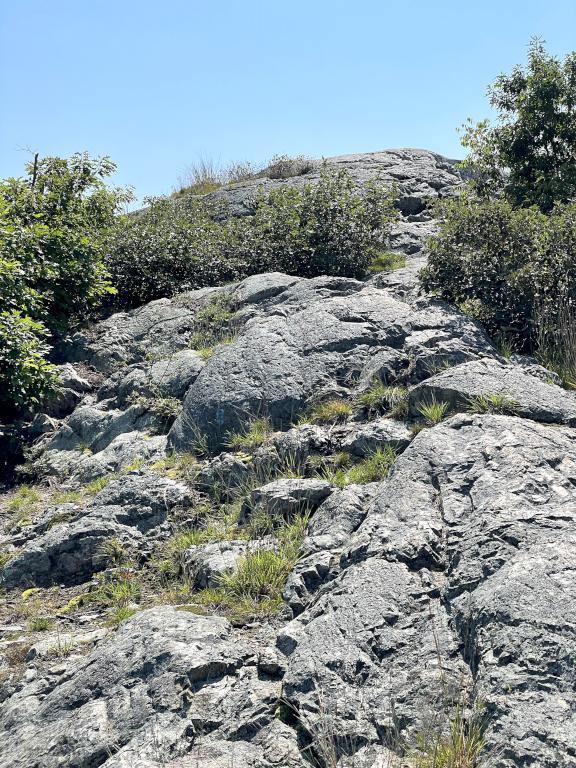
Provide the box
[107,166,397,307]
[0,312,58,415]
[424,41,576,364]
[421,195,576,345]
[107,197,242,307]
[0,153,130,418]
[242,166,397,278]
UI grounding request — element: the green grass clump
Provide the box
[357,382,409,417]
[152,451,201,479]
[28,616,53,632]
[305,399,353,425]
[5,485,42,529]
[95,575,141,607]
[84,474,117,496]
[368,250,407,273]
[417,397,450,426]
[191,512,309,620]
[106,606,138,628]
[320,447,396,487]
[97,537,128,566]
[226,417,273,451]
[409,709,487,768]
[51,489,83,504]
[467,393,520,415]
[189,294,239,352]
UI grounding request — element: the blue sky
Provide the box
[1,1,575,205]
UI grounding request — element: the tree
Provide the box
[461,39,576,213]
[0,153,131,418]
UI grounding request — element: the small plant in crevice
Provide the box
[304,399,353,425]
[97,537,129,567]
[226,417,274,451]
[357,381,409,418]
[135,394,182,433]
[466,393,519,415]
[188,293,240,353]
[318,446,396,487]
[408,706,488,768]
[417,398,450,427]
[28,616,53,632]
[368,250,407,273]
[4,484,42,531]
[151,451,201,481]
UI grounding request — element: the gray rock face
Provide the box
[340,417,412,456]
[279,414,576,766]
[241,478,332,524]
[0,607,282,768]
[1,472,194,587]
[63,287,223,374]
[169,275,495,451]
[409,358,576,425]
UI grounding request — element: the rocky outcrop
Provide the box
[169,269,495,451]
[2,151,576,767]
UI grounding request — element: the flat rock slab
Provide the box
[409,358,576,426]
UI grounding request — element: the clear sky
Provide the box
[1,1,575,205]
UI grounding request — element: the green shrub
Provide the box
[107,166,398,307]
[0,312,58,417]
[424,41,576,358]
[107,197,240,307]
[461,40,576,214]
[421,196,576,345]
[0,153,130,417]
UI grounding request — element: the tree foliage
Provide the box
[461,39,576,213]
[425,40,576,367]
[0,153,131,418]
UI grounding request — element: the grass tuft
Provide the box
[368,250,407,273]
[467,393,519,415]
[305,399,353,425]
[357,382,409,417]
[417,397,450,426]
[226,417,273,451]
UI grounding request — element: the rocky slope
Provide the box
[1,150,575,767]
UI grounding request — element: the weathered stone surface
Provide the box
[231,272,300,307]
[279,414,576,766]
[97,349,205,406]
[44,363,93,418]
[170,276,495,450]
[340,418,412,456]
[241,478,332,524]
[1,472,193,588]
[0,607,281,768]
[62,287,224,374]
[409,358,576,425]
